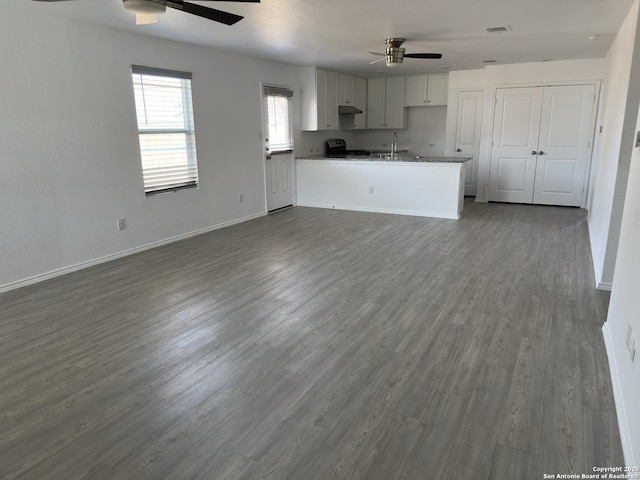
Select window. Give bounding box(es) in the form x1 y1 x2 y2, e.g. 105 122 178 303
263 86 293 153
131 65 199 195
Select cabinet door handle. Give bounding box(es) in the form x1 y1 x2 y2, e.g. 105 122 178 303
456 148 462 152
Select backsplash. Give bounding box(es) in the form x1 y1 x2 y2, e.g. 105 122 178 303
296 106 446 156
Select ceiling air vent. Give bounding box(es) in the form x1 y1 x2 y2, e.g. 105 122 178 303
486 26 511 33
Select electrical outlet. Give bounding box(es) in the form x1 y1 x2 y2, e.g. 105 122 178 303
238 194 244 203
309 147 314 153
428 144 436 148
117 218 126 231
368 186 375 194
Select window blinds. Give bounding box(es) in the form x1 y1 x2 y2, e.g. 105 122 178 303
132 66 199 195
264 86 294 154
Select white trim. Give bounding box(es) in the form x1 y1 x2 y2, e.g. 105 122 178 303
603 322 635 466
0 212 266 294
296 202 460 220
588 215 611 290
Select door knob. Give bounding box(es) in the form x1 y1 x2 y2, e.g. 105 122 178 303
531 150 537 155
538 150 544 155
456 148 462 152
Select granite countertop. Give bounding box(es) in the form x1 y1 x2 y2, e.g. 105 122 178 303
296 153 473 163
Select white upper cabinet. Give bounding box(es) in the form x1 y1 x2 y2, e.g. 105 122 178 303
301 67 339 131
338 74 355 105
427 74 449 106
338 74 367 108
384 77 406 128
367 77 406 129
353 76 367 129
404 75 429 106
367 78 386 129
404 74 449 107
336 73 367 130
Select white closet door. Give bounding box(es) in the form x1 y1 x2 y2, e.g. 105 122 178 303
487 87 543 203
533 85 595 206
455 90 484 196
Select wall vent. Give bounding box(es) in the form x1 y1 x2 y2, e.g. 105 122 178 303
486 26 511 33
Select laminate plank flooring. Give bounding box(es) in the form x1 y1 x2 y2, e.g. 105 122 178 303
0 200 624 479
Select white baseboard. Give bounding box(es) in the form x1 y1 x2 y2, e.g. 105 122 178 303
296 202 460 220
602 322 635 466
597 281 613 291
0 212 266 294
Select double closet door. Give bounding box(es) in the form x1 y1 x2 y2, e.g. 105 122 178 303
487 84 595 206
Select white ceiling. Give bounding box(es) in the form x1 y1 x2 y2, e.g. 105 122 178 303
25 0 635 76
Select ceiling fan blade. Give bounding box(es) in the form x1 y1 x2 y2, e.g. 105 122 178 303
368 52 384 56
167 1 244 25
404 53 443 59
197 0 259 2
32 0 73 2
369 58 386 64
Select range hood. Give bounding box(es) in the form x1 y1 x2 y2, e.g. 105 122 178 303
338 105 363 114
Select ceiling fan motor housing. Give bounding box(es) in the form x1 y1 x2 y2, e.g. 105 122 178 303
123 0 167 15
385 47 405 65
384 38 406 65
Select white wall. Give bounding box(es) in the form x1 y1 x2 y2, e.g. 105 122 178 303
588 0 640 289
351 107 447 156
0 6 302 292
603 103 640 466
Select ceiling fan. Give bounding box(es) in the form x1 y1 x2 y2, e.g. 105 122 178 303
32 0 259 26
369 38 442 67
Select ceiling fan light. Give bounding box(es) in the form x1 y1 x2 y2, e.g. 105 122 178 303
123 0 166 16
136 13 159 25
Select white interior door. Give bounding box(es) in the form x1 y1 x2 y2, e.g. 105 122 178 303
533 85 595 206
455 90 484 196
488 87 543 203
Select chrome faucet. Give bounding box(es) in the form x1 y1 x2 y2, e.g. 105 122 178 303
391 131 398 157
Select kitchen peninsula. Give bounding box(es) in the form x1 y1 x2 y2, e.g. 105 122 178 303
296 154 472 219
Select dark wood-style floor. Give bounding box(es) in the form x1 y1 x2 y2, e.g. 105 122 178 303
0 200 623 479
